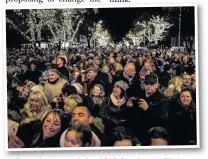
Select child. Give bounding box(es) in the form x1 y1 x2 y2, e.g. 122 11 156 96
60 125 92 147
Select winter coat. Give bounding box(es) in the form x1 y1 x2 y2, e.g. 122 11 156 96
100 97 130 135
128 90 169 142
168 100 196 145
83 96 108 118
44 78 68 104
83 71 111 96
16 120 62 148
113 72 143 98
56 65 69 80
24 70 42 84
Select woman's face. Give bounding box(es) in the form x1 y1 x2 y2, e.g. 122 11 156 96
42 112 61 139
92 86 101 97
180 91 192 106
48 71 59 82
64 130 81 147
30 98 42 111
113 86 122 97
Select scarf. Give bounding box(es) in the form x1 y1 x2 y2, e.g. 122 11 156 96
123 72 133 84
110 93 126 107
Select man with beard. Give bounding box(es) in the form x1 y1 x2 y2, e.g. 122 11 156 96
70 106 105 146
126 74 169 143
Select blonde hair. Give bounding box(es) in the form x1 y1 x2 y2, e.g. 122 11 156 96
169 76 183 88
64 95 83 111
101 65 110 73
23 91 51 119
115 63 123 71
28 91 48 108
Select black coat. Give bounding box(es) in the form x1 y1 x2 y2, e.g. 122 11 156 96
113 72 143 98
159 71 171 88
83 96 108 118
56 65 69 80
84 71 112 96
168 100 197 145
24 70 42 84
101 98 131 134
128 90 169 142
16 120 62 148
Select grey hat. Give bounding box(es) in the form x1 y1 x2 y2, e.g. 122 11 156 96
85 66 98 73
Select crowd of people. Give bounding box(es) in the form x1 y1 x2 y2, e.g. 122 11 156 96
7 45 197 148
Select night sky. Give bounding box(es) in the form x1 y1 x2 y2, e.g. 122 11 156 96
6 7 195 47
98 7 195 42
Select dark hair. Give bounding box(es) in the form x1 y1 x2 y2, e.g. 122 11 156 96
146 127 170 145
73 105 92 117
112 126 139 146
61 83 78 96
58 57 66 65
65 124 92 146
179 88 195 105
41 109 67 132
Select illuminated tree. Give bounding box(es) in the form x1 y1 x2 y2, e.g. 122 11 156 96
91 23 114 47
123 15 172 46
6 9 86 45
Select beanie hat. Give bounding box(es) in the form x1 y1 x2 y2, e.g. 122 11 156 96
85 66 98 73
114 80 129 91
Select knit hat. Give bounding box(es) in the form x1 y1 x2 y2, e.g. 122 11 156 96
72 83 83 95
85 66 98 73
114 80 129 91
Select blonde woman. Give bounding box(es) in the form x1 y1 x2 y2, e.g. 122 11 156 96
163 76 183 99
63 95 83 115
20 91 51 124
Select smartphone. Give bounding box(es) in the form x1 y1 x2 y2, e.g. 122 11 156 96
8 119 19 135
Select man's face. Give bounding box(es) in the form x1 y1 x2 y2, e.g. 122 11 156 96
56 58 63 65
71 107 92 126
183 56 188 63
124 65 136 78
48 71 59 82
114 139 132 146
183 74 191 86
138 57 143 63
88 59 93 65
94 59 101 66
30 64 36 71
151 138 167 146
21 64 27 71
86 71 97 80
144 83 158 96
